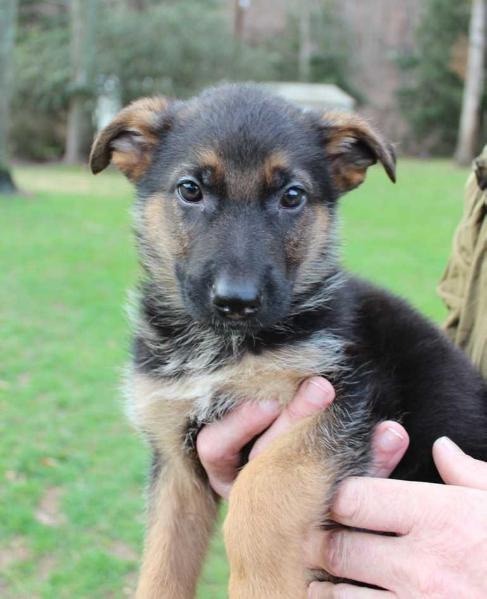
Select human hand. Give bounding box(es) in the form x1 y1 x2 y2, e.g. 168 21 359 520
196 378 409 499
307 437 487 598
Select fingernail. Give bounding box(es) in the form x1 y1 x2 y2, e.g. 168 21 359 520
376 426 405 453
304 377 334 406
435 436 463 455
258 399 280 414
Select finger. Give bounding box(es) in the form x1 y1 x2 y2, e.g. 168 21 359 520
331 477 439 534
249 377 335 459
433 436 487 490
308 581 395 599
308 529 401 591
370 421 409 478
197 400 280 498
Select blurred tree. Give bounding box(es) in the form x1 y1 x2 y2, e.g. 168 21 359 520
13 17 70 161
0 0 19 194
64 0 98 164
95 2 277 103
298 0 312 82
272 1 358 100
233 0 248 40
455 0 486 166
17 0 67 25
11 1 277 161
397 0 471 155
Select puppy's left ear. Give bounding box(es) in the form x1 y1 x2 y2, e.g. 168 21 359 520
89 96 170 181
319 112 396 194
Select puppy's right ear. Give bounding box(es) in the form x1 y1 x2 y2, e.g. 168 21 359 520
89 97 169 181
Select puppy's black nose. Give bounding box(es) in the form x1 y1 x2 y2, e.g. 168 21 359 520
211 277 261 320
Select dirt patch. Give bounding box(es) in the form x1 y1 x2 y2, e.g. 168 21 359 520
4 470 26 483
122 571 138 597
17 372 32 388
37 553 57 582
107 540 138 562
34 486 66 527
0 536 30 570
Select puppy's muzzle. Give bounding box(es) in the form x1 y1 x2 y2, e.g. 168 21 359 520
211 276 261 321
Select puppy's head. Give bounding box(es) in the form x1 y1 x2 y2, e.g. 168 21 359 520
90 85 395 331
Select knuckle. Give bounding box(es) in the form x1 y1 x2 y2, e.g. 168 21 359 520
333 479 363 521
286 402 305 421
326 532 347 576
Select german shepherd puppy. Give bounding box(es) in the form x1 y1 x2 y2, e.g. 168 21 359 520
89 84 487 599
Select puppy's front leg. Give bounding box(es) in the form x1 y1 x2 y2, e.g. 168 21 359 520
224 408 370 599
136 451 218 599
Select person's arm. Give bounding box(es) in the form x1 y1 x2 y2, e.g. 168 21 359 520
307 437 487 598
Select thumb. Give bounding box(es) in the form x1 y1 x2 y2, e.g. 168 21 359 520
433 436 487 490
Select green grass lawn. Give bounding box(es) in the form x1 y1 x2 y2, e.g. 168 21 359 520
0 159 469 597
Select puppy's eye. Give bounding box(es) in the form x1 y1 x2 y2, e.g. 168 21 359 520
177 180 203 203
280 186 307 209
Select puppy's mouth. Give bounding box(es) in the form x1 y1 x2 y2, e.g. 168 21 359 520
209 311 265 333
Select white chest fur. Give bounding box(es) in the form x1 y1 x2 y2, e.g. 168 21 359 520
126 332 347 439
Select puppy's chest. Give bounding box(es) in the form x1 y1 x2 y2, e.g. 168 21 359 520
128 333 347 438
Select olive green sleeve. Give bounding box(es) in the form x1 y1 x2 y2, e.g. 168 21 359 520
438 148 487 377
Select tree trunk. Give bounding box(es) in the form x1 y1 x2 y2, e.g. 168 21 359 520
0 0 18 194
455 0 486 166
64 0 98 164
129 0 146 11
298 0 312 82
234 0 249 40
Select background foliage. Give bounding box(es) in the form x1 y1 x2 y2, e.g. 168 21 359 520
13 1 279 160
9 0 487 160
397 0 472 155
10 0 361 161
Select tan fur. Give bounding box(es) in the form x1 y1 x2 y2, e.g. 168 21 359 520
143 192 190 262
290 204 330 283
194 147 225 181
135 192 193 314
333 163 368 192
136 463 217 599
130 377 218 599
143 193 171 261
111 146 153 182
295 205 334 293
89 96 168 180
263 151 289 186
128 377 211 599
225 414 334 598
321 111 396 193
